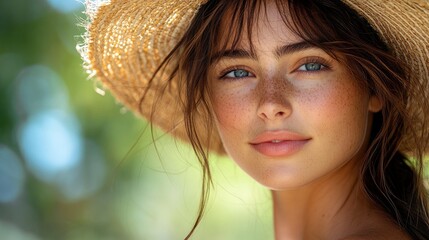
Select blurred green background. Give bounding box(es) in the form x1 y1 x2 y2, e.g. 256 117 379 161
0 0 273 239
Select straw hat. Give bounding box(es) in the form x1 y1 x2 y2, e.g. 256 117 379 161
81 0 429 155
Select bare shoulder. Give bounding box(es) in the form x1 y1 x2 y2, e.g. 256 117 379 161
341 226 411 240
340 210 413 240
342 234 410 240
342 235 410 240
339 217 411 240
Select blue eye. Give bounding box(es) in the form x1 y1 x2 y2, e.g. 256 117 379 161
224 69 253 78
298 62 324 71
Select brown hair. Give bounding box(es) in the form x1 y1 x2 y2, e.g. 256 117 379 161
149 0 429 238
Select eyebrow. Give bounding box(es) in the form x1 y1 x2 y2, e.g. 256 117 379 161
211 41 317 63
211 49 257 62
275 41 317 57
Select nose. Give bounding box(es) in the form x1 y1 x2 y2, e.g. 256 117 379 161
256 79 292 121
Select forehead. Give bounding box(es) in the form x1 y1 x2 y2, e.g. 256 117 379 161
215 0 300 52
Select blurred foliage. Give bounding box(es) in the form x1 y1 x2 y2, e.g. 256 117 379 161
0 0 273 239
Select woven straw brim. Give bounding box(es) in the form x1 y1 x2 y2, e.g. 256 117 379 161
82 0 429 155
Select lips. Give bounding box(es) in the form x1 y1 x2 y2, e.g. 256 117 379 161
249 131 311 157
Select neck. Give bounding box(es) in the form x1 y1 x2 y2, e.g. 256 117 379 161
271 159 380 239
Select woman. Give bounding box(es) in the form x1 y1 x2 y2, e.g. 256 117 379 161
81 0 429 238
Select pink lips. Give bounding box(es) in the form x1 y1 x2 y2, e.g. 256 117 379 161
249 131 311 157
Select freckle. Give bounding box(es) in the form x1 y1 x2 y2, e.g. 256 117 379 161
297 84 324 106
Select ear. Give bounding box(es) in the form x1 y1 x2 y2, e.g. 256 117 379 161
368 95 383 113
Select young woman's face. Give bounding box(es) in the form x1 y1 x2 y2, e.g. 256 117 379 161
207 2 382 190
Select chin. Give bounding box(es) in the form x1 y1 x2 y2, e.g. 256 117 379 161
252 171 313 191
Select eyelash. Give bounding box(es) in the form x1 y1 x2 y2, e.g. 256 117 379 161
219 66 254 80
295 57 332 73
218 57 333 80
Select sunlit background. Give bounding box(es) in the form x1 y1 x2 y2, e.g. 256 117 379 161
0 0 273 239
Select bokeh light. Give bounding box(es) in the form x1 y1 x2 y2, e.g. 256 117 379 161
0 220 40 240
14 65 69 117
18 110 83 183
46 0 83 14
0 146 25 203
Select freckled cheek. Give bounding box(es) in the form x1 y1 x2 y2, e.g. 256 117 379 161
304 83 369 145
211 91 254 128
